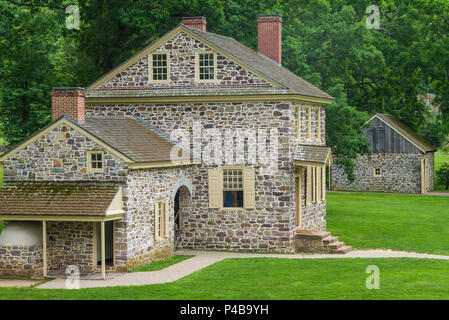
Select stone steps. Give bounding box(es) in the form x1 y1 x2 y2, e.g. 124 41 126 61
294 230 352 254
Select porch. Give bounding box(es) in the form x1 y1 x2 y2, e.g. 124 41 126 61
0 182 124 279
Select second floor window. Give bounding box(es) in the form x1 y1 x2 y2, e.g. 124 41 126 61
150 53 169 82
88 151 104 172
197 52 215 81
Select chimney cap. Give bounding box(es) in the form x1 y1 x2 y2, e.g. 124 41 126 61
52 87 85 90
182 16 207 21
257 14 282 22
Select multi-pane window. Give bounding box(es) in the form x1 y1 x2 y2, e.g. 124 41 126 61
88 151 104 172
305 166 325 205
223 168 244 208
374 168 382 177
197 52 215 81
306 106 312 140
316 106 321 140
155 200 168 240
150 53 168 82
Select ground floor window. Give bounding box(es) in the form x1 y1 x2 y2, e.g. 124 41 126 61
155 200 168 240
223 168 244 208
306 166 325 205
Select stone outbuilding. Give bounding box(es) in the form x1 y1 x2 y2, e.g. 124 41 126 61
331 114 436 194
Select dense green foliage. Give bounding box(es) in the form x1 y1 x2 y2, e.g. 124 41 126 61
2 258 449 299
0 0 448 173
434 150 449 192
327 192 449 254
129 255 194 272
436 163 449 190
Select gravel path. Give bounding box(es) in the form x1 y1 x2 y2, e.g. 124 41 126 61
36 249 449 289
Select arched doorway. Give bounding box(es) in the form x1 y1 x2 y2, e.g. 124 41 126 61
173 185 191 249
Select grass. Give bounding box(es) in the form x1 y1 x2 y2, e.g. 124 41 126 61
1 258 449 300
435 149 449 192
129 255 194 272
327 192 449 255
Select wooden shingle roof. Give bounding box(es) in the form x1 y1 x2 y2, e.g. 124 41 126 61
294 145 332 165
0 183 121 216
81 116 191 163
181 26 334 99
370 114 436 153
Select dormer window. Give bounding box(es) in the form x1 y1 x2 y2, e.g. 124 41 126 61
196 52 216 82
149 52 169 82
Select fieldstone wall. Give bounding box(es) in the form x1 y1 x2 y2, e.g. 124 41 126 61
87 100 327 253
47 221 94 273
0 244 42 277
2 124 128 182
117 167 196 270
98 31 274 90
331 153 423 193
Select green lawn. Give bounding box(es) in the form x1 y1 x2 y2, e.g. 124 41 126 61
327 192 449 255
129 255 194 272
435 149 449 192
1 258 449 300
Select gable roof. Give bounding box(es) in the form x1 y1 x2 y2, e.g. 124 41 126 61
0 115 193 165
186 27 333 100
0 183 121 216
86 24 334 101
80 116 191 163
0 115 134 163
367 114 436 153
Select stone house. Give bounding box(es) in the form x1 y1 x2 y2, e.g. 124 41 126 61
331 113 436 194
0 15 350 279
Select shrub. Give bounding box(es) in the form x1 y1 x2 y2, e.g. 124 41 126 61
437 163 449 190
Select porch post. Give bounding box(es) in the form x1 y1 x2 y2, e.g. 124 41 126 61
42 220 47 277
101 220 105 279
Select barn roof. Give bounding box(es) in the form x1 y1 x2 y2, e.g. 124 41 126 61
369 114 436 153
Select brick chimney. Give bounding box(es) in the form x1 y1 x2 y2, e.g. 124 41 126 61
181 16 207 31
257 14 282 65
51 87 85 122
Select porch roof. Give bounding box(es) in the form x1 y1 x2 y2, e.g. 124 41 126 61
294 145 332 166
0 183 123 217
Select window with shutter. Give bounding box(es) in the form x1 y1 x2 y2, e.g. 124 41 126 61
208 168 222 208
243 168 255 209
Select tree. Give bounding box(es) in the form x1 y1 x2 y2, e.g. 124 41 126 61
437 163 449 190
0 2 66 145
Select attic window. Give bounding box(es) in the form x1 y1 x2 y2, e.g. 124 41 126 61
150 53 169 82
88 151 104 172
196 52 216 82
